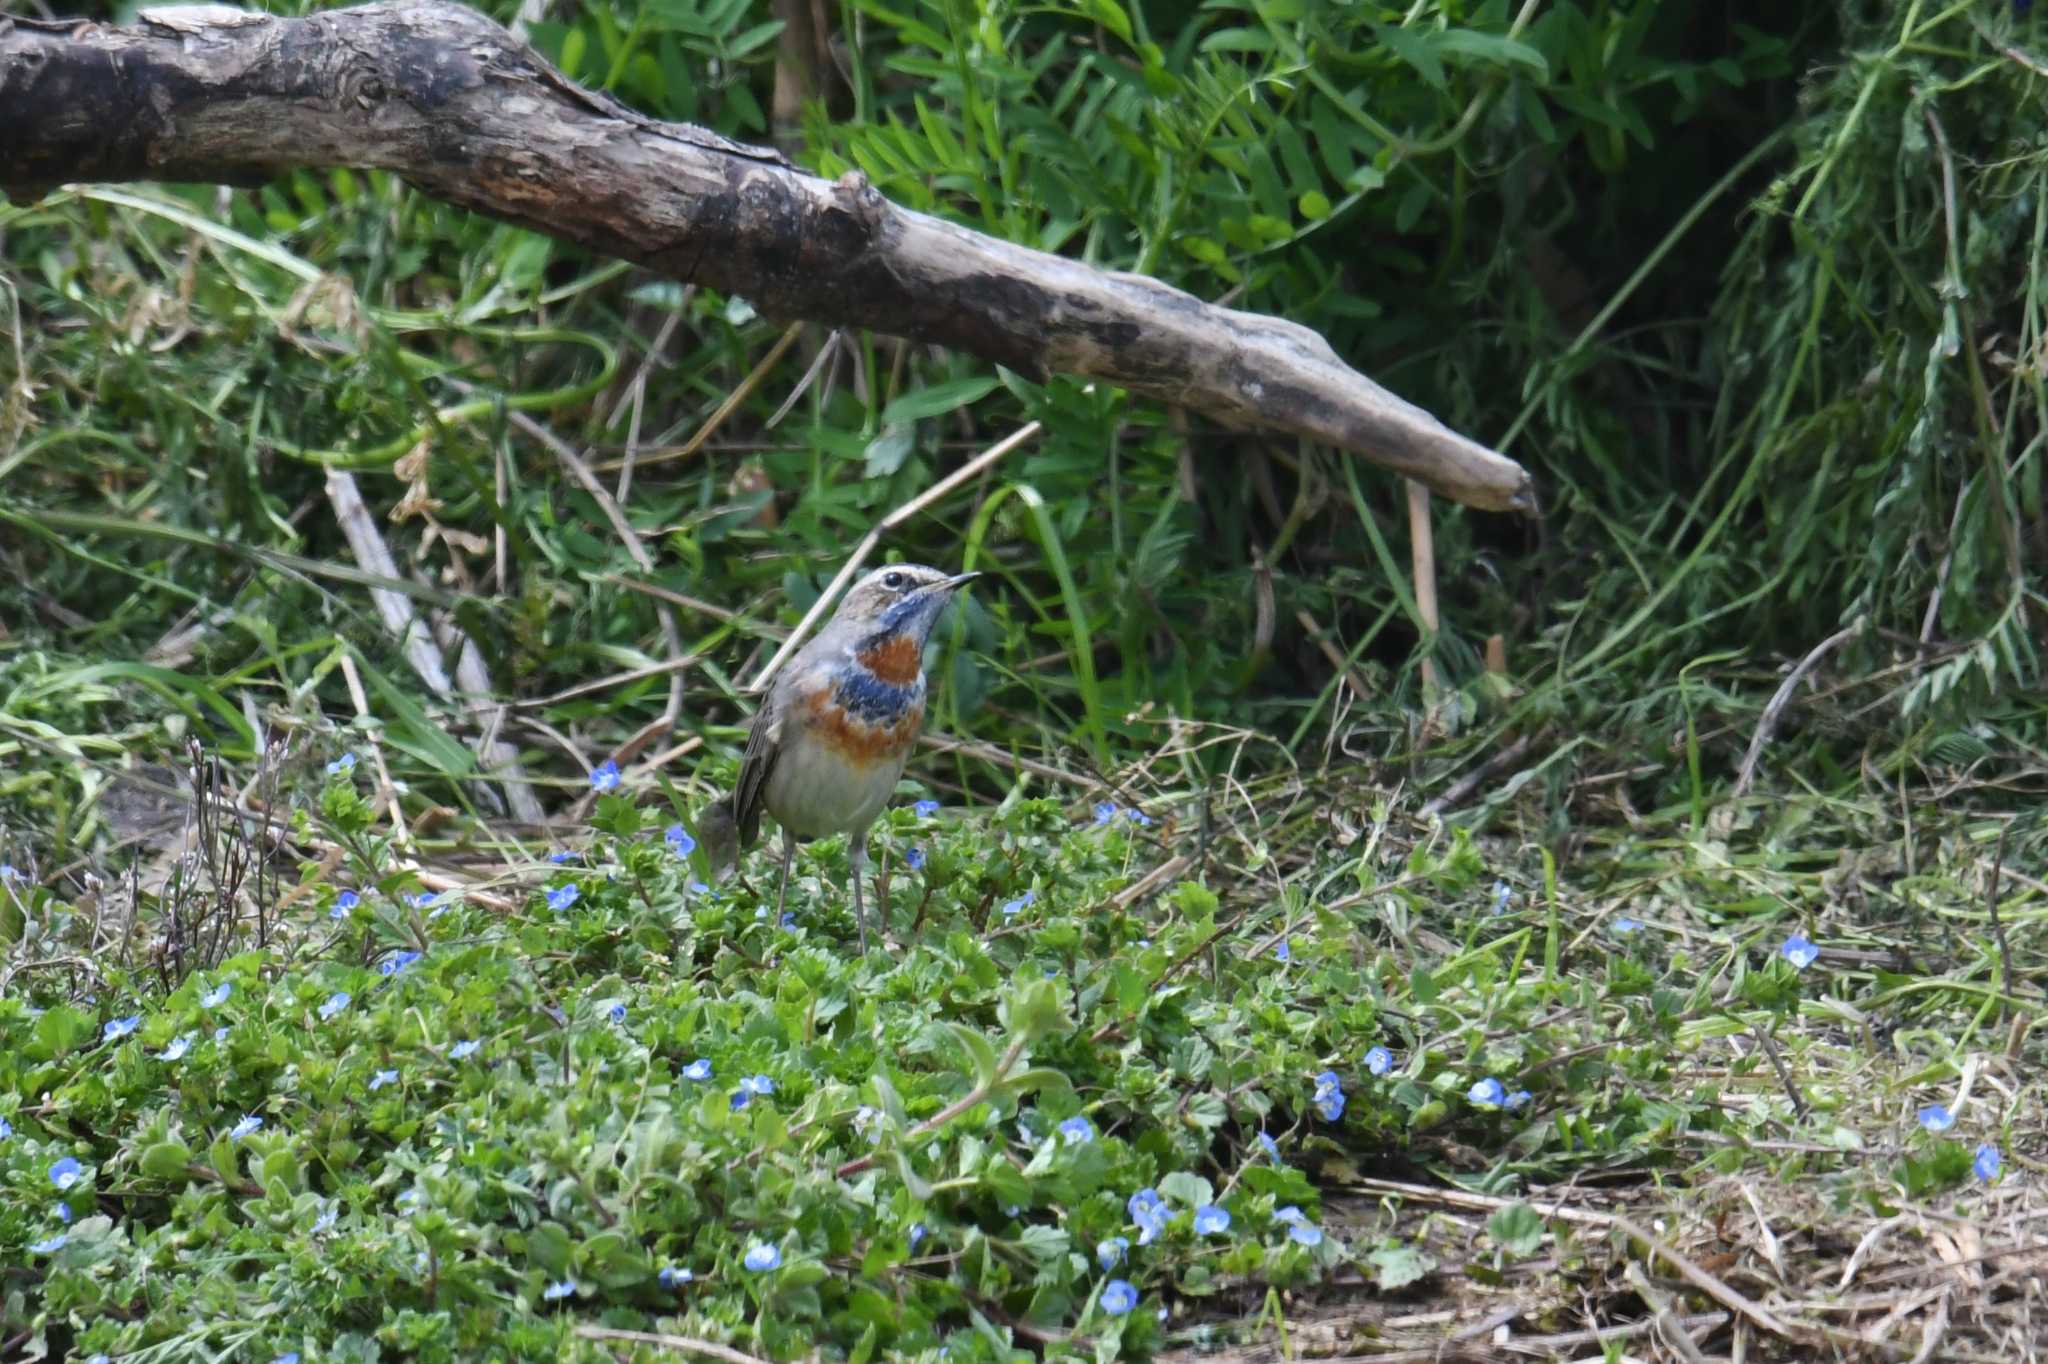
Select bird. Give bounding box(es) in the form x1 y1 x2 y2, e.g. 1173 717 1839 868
697 563 980 953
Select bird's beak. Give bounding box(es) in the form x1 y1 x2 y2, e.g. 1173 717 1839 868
944 571 983 591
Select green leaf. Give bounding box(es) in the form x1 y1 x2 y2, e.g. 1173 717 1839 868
1370 1240 1434 1290
1487 1203 1545 1256
1157 1171 1213 1208
945 1022 1002 1090
140 1140 194 1181
1371 24 1444 91
880 376 999 426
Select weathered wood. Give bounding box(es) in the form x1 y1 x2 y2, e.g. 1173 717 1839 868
0 0 1536 511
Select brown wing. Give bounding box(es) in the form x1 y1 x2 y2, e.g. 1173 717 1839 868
728 682 787 850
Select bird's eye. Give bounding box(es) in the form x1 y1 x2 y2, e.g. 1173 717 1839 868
882 570 907 590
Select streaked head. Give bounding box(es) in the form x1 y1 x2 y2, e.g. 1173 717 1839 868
830 564 980 645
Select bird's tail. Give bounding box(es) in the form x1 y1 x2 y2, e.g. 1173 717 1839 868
695 798 742 879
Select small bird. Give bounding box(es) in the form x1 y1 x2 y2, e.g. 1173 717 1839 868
698 563 980 952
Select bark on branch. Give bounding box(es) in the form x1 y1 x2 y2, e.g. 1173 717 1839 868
0 0 1535 511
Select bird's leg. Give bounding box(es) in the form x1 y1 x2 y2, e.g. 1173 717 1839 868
775 827 796 923
848 836 873 956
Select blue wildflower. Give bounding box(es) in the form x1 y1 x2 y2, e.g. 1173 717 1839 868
542 1279 576 1301
683 1058 712 1081
30 1233 66 1253
450 1039 480 1059
1613 916 1642 934
906 847 927 871
1097 1235 1128 1268
608 1003 627 1024
1918 1104 1955 1133
1313 1070 1345 1122
326 752 356 776
312 1204 338 1234
49 1157 81 1189
214 1026 231 1043
1128 1187 1168 1244
1058 1116 1095 1144
731 1074 775 1109
908 1222 927 1249
659 1265 693 1288
201 981 232 1008
1491 879 1511 914
55 1202 71 1223
1100 1279 1138 1316
1193 1204 1231 1235
913 799 940 818
0 863 18 880
396 1189 420 1213
0 1117 11 1139
1469 1078 1507 1108
379 950 423 977
1001 890 1035 917
665 824 696 857
1125 808 1152 826
318 992 350 1021
589 760 621 791
158 1035 193 1062
369 1068 399 1092
743 1243 782 1271
1365 1045 1394 1076
1257 1131 1280 1161
687 879 710 894
1506 1089 1532 1111
331 890 359 920
230 1115 263 1139
274 1353 299 1364
1780 933 1819 969
1274 1205 1323 1247
546 883 580 911
1975 1143 2002 1181
1274 940 1291 963
1092 801 1119 825
103 1015 140 1042
548 850 574 864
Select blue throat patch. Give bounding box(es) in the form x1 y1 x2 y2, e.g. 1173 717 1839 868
835 665 919 725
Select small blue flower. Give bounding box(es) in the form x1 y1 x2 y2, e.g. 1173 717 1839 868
547 883 580 911
201 981 232 1008
1275 1206 1323 1247
780 911 796 929
318 992 350 1021
548 850 575 864
54 1201 71 1223
608 1003 627 1024
450 1039 481 1060
1257 1131 1280 1161
30 1233 67 1253
0 863 18 880
49 1156 81 1189
396 1189 421 1213
1001 890 1035 917
1100 1279 1137 1316
1918 1104 1956 1132
687 879 710 894
1058 1116 1095 1144
103 1015 140 1042
1613 916 1642 935
369 1068 399 1092
1491 879 1511 914
312 1204 338 1234
379 950 423 977
665 824 696 857
1193 1204 1231 1235
1313 1069 1345 1122
542 1278 576 1301
1128 1187 1168 1244
1975 1143 2002 1181
158 1035 193 1062
1365 1045 1394 1076
906 846 927 871
1469 1078 1507 1108
0 1117 11 1139
214 1026 231 1043
589 760 621 791
230 1115 263 1140
743 1243 782 1271
336 889 360 912
1125 808 1152 826
731 1074 774 1108
326 752 356 775
913 799 940 818
683 1058 712 1081
908 1222 927 1249
1506 1089 1532 1111
1274 939 1291 963
1780 933 1819 969
659 1265 693 1288
1092 801 1120 826
273 1353 299 1364
1096 1235 1128 1268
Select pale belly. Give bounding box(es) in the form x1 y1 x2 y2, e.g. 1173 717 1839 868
762 733 907 839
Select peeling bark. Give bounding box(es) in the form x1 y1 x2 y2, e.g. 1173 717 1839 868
0 0 1536 511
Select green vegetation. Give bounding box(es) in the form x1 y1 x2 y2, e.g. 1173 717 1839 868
3 0 2044 1360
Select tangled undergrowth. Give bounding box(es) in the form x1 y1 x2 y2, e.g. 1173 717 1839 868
3 737 2041 1363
